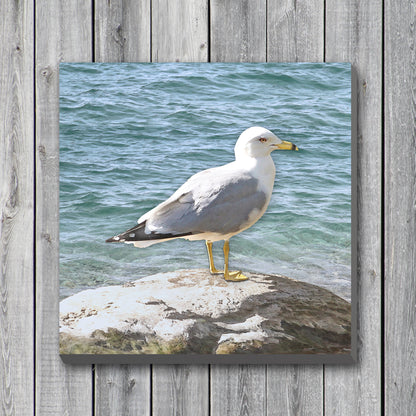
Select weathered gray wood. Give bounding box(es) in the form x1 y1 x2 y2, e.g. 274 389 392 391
265 2 325 414
93 3 153 414
267 366 323 416
210 365 266 415
209 2 267 412
325 1 382 415
0 1 34 415
95 365 151 416
35 1 93 414
210 1 325 414
95 0 151 62
61 0 92 60
384 1 416 415
267 0 324 61
5 2 416 414
150 3 209 412
151 0 208 62
152 365 209 416
210 0 266 62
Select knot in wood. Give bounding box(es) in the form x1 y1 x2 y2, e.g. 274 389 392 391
41 233 52 243
40 66 53 82
38 144 46 158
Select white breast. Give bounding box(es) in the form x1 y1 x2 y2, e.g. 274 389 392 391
236 155 276 196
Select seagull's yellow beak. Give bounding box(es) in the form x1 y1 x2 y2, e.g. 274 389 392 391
274 140 299 151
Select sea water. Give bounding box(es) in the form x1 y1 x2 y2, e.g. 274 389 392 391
59 63 351 300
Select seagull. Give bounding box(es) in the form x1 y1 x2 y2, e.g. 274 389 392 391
106 126 298 281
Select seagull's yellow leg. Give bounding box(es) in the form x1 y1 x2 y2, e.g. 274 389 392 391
223 240 248 282
206 241 222 274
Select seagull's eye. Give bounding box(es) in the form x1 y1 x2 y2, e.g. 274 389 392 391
259 137 267 143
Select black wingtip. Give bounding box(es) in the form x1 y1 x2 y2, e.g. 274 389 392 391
106 221 195 244
105 236 123 243
106 222 146 243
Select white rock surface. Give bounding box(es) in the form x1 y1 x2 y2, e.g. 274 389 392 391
59 269 351 355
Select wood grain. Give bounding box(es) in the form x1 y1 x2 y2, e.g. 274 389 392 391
152 365 209 416
93 3 153 413
265 0 325 413
2 1 416 414
210 0 266 62
267 366 323 416
210 366 266 415
151 0 208 62
267 0 324 61
150 3 209 413
95 0 151 62
384 0 416 414
209 3 268 414
325 1 382 414
95 365 151 415
61 0 92 60
0 1 34 415
35 1 93 414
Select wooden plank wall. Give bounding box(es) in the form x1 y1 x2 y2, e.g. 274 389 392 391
0 0 415 415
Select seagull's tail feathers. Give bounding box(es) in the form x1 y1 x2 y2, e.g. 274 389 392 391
105 221 193 248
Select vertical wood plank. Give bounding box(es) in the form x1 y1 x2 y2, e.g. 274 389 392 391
95 365 150 416
95 0 151 62
152 0 208 62
92 2 152 415
152 365 209 416
265 2 324 415
149 2 209 414
95 365 151 416
267 0 324 61
210 366 266 416
384 1 416 414
0 1 34 415
61 0 92 59
209 3 268 415
35 1 93 414
210 0 266 62
325 1 382 415
267 367 323 416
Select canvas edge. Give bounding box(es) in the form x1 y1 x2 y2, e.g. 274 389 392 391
60 352 355 365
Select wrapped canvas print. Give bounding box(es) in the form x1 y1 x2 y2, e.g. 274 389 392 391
59 63 356 363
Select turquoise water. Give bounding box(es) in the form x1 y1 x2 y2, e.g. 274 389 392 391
59 63 351 300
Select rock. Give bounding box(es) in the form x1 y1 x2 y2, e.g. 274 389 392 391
59 269 351 355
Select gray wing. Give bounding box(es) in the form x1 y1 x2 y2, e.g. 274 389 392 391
142 165 268 236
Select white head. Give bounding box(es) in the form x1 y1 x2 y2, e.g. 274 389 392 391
234 126 298 160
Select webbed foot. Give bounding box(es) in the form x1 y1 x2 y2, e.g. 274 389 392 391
224 270 248 282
